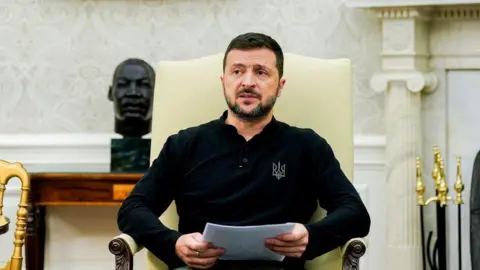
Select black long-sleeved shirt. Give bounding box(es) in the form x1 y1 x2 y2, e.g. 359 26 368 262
117 111 370 269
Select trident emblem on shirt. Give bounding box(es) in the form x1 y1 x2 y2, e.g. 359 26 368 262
272 161 286 180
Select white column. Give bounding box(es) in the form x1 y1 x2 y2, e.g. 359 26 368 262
370 7 437 270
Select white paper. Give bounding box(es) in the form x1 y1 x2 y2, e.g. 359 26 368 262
201 222 295 261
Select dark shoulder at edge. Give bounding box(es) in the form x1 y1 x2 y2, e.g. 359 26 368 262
277 121 328 147
166 119 219 145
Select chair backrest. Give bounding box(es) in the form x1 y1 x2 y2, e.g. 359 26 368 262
146 53 353 270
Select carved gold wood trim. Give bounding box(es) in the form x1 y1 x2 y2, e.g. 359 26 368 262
113 184 134 201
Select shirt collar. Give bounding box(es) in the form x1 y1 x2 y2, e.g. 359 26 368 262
216 110 279 136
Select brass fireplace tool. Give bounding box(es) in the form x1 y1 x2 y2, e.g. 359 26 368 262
0 160 31 270
416 146 465 270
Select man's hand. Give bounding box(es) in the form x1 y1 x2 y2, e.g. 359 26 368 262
265 223 309 258
175 232 225 269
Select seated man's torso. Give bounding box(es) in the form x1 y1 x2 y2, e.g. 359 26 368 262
173 116 319 238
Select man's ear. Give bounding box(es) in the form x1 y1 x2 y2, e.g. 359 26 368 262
220 75 225 90
108 86 113 101
277 78 286 97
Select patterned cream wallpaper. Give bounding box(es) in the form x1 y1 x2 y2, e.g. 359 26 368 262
0 0 384 134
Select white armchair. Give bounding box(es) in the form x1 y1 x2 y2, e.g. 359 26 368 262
109 53 367 270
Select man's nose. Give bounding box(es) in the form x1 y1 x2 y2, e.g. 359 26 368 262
126 82 142 96
241 71 256 88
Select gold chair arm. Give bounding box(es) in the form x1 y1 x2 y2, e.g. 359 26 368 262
0 160 31 270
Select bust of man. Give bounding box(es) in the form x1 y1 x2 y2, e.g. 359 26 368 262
108 58 155 138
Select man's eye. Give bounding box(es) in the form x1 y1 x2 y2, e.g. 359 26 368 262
257 70 267 76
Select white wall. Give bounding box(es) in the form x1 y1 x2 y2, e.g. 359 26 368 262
0 134 386 270
0 0 384 135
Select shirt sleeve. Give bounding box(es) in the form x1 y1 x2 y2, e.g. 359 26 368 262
117 134 185 268
302 132 371 260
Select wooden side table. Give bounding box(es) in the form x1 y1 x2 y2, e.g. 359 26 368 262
26 173 142 270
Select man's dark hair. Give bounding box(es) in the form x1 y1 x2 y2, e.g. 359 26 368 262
223 32 284 78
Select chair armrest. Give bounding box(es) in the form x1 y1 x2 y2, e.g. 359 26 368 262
108 233 144 270
340 237 367 270
108 234 367 270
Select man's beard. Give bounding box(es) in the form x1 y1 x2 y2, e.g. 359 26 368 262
225 88 278 120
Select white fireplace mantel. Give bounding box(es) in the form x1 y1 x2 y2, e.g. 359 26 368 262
345 0 480 7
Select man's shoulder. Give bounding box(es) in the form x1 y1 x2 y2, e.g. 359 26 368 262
167 119 219 144
278 122 337 161
278 121 327 145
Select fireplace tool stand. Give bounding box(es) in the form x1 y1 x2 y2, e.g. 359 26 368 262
416 146 465 270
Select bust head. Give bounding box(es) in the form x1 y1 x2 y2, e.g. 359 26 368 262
108 58 155 137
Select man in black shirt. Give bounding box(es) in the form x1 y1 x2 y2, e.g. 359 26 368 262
117 32 370 270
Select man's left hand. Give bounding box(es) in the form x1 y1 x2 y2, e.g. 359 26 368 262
265 223 309 258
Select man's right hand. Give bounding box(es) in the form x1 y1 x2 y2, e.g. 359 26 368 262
175 232 225 269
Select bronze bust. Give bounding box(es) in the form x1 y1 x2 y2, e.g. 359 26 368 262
108 58 155 137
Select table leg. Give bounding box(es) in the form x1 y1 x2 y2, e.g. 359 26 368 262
26 205 46 270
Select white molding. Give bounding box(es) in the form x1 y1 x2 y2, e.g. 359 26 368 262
0 133 117 173
0 133 385 190
0 133 386 166
345 0 480 8
433 5 480 20
354 135 386 167
0 133 385 200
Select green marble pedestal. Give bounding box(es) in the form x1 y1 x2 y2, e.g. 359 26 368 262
110 138 151 173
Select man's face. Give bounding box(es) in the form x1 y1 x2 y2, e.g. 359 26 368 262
109 63 154 121
221 48 286 119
